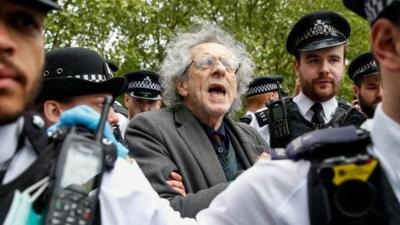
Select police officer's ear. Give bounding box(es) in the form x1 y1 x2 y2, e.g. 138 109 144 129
43 100 64 125
352 85 360 97
293 59 301 78
124 93 131 106
371 18 400 71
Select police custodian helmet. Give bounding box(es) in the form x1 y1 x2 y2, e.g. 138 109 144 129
36 47 127 102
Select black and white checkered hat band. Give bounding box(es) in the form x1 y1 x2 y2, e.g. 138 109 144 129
294 19 339 49
129 81 161 91
247 83 278 96
365 0 395 22
64 74 109 82
354 61 378 78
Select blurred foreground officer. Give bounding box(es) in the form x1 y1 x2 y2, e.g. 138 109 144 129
35 47 126 128
240 76 283 143
267 11 366 148
124 70 162 120
125 23 269 217
348 52 382 118
0 1 60 223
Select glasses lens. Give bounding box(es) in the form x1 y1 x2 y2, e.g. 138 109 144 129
220 58 238 71
195 56 214 68
194 56 238 72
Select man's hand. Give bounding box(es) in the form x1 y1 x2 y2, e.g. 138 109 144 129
256 152 270 161
166 172 187 197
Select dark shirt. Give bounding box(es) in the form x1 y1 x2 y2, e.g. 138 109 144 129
200 122 230 156
200 121 242 181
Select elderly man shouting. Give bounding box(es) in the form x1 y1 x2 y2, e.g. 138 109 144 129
125 24 269 218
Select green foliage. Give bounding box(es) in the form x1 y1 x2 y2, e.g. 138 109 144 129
45 0 371 107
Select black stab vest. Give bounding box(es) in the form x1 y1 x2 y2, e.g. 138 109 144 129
0 112 52 224
270 100 366 148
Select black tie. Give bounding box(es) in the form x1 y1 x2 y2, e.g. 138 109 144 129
311 103 324 125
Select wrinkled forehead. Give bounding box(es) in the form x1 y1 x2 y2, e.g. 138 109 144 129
191 42 235 59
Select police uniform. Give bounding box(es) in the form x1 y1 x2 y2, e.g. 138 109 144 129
267 11 366 148
242 76 283 143
0 1 59 223
0 45 137 224
0 113 162 225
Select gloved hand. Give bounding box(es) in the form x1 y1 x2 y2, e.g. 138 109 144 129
48 105 128 158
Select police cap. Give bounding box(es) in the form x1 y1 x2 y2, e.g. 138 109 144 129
343 0 400 23
36 47 127 102
286 11 350 55
348 52 379 84
246 76 283 97
124 71 162 100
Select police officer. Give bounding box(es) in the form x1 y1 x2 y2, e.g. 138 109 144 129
240 75 283 143
267 10 366 148
124 71 162 120
348 52 382 119
120 70 162 134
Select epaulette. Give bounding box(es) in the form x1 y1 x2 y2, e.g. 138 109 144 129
239 115 252 124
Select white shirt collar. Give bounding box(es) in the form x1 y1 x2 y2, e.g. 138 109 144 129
0 117 24 169
370 104 400 201
293 91 338 123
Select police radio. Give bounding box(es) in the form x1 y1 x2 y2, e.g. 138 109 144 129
45 96 113 225
267 98 290 140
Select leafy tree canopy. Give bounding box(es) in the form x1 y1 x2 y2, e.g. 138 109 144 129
46 0 371 111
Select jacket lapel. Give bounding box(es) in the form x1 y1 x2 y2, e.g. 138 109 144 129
174 105 227 184
225 117 262 167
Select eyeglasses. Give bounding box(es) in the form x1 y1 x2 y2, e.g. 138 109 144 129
182 55 240 75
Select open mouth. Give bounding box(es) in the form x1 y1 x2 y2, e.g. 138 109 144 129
208 84 226 97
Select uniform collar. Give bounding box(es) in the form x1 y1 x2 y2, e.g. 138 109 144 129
0 117 24 168
294 91 338 122
370 104 400 201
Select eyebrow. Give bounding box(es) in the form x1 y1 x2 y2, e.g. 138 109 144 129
305 54 319 59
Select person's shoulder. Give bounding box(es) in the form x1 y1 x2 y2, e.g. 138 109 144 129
132 107 173 122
